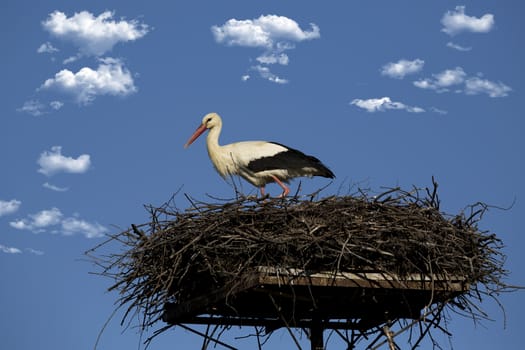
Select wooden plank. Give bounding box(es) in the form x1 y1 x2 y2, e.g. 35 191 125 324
254 266 469 292
163 267 468 326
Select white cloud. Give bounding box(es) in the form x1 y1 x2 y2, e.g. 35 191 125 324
10 207 63 232
441 6 494 36
49 101 64 110
414 67 466 92
63 55 80 64
37 146 91 176
381 59 424 79
43 182 69 192
212 15 319 83
241 74 251 82
40 57 136 104
17 100 46 116
37 41 59 54
0 199 22 217
256 53 289 65
26 248 45 256
212 15 319 48
430 107 448 115
61 218 107 238
42 10 149 56
0 244 22 254
10 208 107 239
464 77 512 98
414 67 511 98
252 65 288 84
351 97 425 113
446 42 472 52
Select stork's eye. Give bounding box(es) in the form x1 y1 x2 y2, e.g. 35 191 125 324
206 118 212 124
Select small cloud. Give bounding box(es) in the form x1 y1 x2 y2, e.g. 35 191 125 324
40 57 137 105
212 15 319 83
10 208 107 239
49 101 64 110
42 10 149 56
37 41 59 54
0 199 22 217
63 55 80 64
241 74 251 82
0 244 22 254
446 42 472 52
414 67 467 92
351 97 425 113
212 14 319 48
37 146 91 176
10 207 63 232
17 100 46 116
252 65 288 84
430 107 448 115
26 248 45 256
43 182 69 192
441 6 495 36
61 217 107 238
381 59 424 79
256 53 289 65
464 77 512 98
414 67 511 98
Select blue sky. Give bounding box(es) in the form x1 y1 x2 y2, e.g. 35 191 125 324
1 1 523 349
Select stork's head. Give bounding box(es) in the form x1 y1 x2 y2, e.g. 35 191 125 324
184 113 222 148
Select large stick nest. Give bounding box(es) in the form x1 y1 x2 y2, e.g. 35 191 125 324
89 181 513 348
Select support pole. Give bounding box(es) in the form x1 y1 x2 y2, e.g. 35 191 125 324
310 317 324 350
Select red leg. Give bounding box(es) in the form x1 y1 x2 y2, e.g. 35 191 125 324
271 175 290 197
260 186 266 197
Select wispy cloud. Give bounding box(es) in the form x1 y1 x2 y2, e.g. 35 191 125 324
17 100 46 116
37 146 91 176
10 208 107 238
17 100 65 116
40 57 136 105
43 182 69 192
414 67 466 92
26 248 45 256
0 199 22 217
212 14 319 83
414 67 511 97
446 42 472 52
252 65 288 84
37 41 59 54
49 101 64 110
42 10 149 57
61 218 108 238
0 244 22 254
430 107 448 115
381 59 424 79
351 97 425 113
441 6 494 36
10 207 63 232
464 77 512 98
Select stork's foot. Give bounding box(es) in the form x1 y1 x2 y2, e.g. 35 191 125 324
270 175 290 198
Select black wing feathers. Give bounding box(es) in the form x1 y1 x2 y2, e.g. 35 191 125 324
246 142 335 178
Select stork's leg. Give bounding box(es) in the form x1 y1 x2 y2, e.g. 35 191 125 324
260 186 266 197
271 175 290 197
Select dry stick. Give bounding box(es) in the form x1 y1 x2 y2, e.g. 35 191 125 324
177 324 237 350
370 305 442 350
382 325 396 350
268 294 303 350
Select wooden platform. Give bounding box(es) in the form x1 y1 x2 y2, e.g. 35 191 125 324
163 266 468 331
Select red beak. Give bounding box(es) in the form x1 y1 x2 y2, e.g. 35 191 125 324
184 124 207 148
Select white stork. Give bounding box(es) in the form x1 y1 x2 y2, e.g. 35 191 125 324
184 113 335 197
